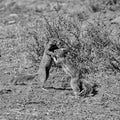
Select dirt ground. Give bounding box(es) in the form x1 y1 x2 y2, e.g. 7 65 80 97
0 0 120 120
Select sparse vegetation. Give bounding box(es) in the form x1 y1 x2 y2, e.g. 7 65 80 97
0 0 120 120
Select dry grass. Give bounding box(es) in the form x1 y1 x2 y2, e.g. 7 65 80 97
0 0 120 120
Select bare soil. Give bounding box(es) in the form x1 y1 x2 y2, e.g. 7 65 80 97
0 0 120 120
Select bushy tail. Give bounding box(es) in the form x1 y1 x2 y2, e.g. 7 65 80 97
11 74 38 85
80 81 100 97
91 83 100 96
79 80 93 97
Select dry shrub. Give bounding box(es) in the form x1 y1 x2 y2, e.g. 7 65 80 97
10 6 119 75
1 0 120 77
43 10 120 74
43 12 93 73
88 0 120 12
